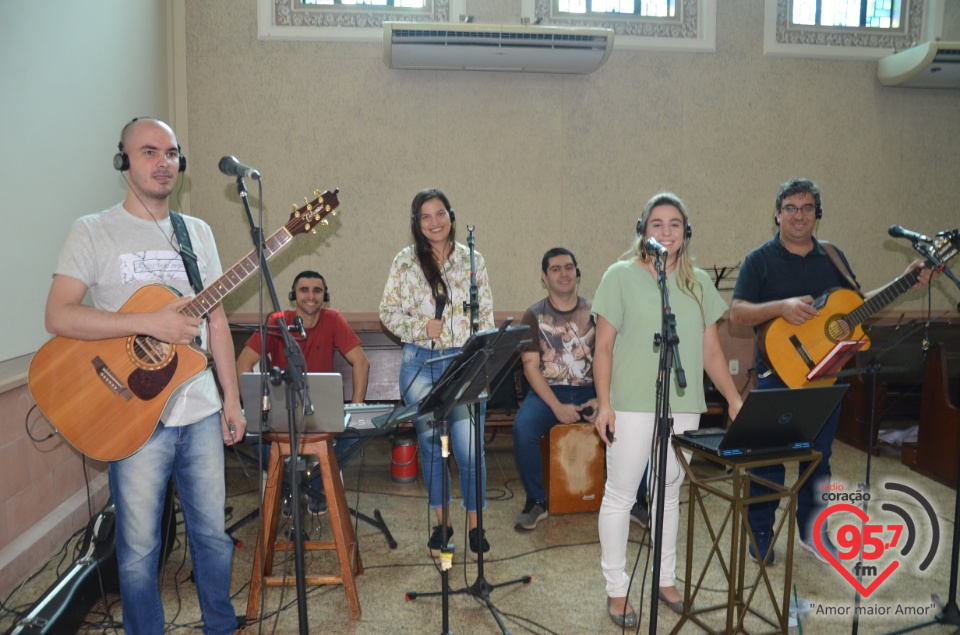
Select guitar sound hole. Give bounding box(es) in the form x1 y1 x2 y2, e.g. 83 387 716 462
826 317 851 341
128 335 176 370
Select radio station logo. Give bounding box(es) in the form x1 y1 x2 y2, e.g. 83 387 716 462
815 481 939 597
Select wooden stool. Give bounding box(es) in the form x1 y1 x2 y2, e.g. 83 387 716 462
539 423 605 515
246 432 363 622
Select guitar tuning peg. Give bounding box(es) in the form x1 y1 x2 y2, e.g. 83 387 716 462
291 203 298 212
313 190 320 197
321 219 329 226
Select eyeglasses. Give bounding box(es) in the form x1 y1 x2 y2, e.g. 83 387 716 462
781 204 816 216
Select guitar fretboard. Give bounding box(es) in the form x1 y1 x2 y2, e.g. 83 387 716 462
844 265 924 329
181 227 294 320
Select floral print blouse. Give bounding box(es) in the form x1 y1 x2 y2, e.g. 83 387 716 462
379 242 495 348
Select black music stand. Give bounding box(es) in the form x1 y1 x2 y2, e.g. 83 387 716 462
384 321 530 635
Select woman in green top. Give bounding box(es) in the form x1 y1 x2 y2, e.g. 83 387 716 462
593 192 743 627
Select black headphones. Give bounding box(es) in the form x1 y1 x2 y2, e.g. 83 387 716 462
774 180 823 225
636 215 693 240
113 117 187 173
289 273 329 303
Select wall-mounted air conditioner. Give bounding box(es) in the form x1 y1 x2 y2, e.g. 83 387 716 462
878 41 960 88
383 22 615 74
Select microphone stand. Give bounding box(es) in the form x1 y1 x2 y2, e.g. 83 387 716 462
881 230 960 635
843 317 925 635
455 225 530 633
649 251 685 635
402 322 531 634
235 176 312 635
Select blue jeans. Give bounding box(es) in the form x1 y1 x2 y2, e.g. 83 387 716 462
512 385 597 502
399 343 486 512
747 375 842 541
109 414 236 635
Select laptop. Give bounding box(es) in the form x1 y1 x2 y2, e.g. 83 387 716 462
673 384 848 457
240 372 346 435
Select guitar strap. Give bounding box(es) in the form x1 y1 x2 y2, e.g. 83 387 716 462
169 210 205 296
818 240 865 299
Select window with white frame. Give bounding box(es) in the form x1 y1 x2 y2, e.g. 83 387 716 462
269 0 444 30
536 0 700 40
766 0 924 58
301 0 426 7
791 0 902 28
260 0 715 50
555 1 676 17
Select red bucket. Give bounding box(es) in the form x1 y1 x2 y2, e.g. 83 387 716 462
391 436 419 483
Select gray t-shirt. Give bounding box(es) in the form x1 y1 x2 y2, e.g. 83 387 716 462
55 203 224 427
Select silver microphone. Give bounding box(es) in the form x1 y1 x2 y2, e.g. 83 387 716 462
888 225 932 244
218 155 261 180
644 237 668 258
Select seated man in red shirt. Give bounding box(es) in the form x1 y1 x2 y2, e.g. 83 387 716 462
237 270 369 515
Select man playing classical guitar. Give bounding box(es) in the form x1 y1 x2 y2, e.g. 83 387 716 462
44 118 244 635
730 177 932 568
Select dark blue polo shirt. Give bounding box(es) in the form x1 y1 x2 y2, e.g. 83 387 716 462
733 231 860 373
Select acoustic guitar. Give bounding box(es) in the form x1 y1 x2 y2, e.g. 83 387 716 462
759 230 959 389
28 189 340 461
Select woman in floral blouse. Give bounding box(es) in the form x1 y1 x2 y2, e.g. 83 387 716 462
379 188 495 560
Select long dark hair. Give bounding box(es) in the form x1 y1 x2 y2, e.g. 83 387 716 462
410 188 455 300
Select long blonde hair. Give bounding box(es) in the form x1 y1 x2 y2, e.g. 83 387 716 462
624 192 705 322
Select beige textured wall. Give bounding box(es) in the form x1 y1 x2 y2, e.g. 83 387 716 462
182 1 960 317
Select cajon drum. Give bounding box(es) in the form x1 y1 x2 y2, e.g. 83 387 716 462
539 423 605 514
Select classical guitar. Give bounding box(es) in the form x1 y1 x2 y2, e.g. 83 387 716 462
28 190 340 461
759 230 959 389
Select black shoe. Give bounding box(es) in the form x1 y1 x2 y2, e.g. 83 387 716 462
427 525 453 558
307 492 327 516
468 528 490 561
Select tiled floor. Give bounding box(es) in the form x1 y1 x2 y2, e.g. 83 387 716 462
1 432 958 634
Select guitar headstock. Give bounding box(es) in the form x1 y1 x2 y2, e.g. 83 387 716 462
286 188 341 236
933 229 960 265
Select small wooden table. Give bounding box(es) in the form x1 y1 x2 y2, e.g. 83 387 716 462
670 440 821 635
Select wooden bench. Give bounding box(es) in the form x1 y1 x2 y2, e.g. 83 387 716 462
835 320 960 454
230 311 749 432
915 344 960 486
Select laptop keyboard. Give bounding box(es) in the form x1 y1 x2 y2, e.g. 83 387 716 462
691 434 724 450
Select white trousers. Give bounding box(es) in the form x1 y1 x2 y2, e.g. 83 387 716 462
598 411 700 597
